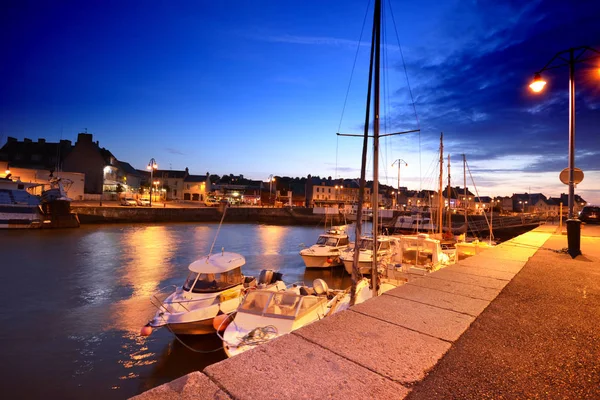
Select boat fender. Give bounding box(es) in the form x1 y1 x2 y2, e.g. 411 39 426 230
213 313 233 332
326 257 333 264
140 324 153 337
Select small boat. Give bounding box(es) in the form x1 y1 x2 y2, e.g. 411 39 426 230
221 278 348 357
144 251 286 336
339 235 401 275
394 233 451 276
299 228 350 268
0 178 43 229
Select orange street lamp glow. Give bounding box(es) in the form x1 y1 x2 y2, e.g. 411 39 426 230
529 73 547 92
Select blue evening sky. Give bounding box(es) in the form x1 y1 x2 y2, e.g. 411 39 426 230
1 0 599 203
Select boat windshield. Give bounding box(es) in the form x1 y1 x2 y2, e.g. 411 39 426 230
182 268 243 293
316 236 339 246
239 291 326 319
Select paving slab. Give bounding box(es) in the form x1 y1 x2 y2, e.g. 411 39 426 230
294 309 450 385
351 293 475 342
407 276 501 301
204 333 410 400
130 371 230 400
457 256 525 273
384 283 490 317
427 268 510 290
446 264 516 281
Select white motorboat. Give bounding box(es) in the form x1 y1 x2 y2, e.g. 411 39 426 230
394 233 451 276
339 235 401 275
221 278 347 357
299 228 350 268
0 178 43 229
220 276 401 357
144 251 286 336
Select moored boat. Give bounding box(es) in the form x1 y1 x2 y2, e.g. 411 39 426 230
0 178 43 229
221 278 347 357
144 251 286 336
300 228 350 268
339 235 401 275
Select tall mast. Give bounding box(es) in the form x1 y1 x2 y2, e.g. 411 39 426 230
349 0 377 306
447 154 451 232
371 0 382 298
463 154 467 228
438 133 443 235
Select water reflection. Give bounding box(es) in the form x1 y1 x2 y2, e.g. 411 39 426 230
257 225 285 255
0 223 344 399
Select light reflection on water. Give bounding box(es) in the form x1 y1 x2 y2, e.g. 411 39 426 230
0 222 353 399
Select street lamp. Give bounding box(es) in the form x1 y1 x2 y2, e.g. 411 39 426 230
529 46 599 258
147 158 158 207
391 159 407 209
267 174 275 203
519 200 528 214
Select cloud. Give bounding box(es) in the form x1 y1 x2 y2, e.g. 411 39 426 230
165 147 185 155
384 0 600 183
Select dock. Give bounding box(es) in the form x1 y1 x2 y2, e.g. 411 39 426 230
132 223 600 399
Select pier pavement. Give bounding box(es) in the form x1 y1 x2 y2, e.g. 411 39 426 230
132 223 600 399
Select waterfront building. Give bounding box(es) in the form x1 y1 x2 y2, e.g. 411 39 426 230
184 173 211 201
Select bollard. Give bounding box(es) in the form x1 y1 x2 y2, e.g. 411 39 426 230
566 218 582 258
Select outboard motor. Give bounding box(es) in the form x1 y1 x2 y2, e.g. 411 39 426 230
258 270 274 285
313 279 329 295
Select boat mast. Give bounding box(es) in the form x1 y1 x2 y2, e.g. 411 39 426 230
447 154 451 233
350 0 378 306
371 0 382 298
463 154 467 228
438 133 443 235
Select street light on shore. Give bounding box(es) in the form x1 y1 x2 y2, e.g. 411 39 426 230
268 175 275 203
529 46 600 258
147 158 158 207
391 159 407 209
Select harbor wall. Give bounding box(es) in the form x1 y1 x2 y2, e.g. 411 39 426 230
71 206 348 225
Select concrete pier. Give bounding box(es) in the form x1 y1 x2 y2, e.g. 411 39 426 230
132 223 600 399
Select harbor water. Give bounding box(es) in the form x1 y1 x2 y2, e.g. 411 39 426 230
0 223 354 399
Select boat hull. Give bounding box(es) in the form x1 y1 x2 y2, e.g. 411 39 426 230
342 259 374 275
301 254 342 268
164 318 217 335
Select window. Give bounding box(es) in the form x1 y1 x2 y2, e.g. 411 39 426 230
183 268 244 293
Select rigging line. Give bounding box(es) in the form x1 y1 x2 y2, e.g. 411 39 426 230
387 1 422 190
381 3 390 186
336 0 372 135
465 159 492 232
207 204 228 258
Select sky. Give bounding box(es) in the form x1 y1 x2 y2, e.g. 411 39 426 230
1 0 599 203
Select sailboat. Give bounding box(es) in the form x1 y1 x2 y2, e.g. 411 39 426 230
335 0 421 303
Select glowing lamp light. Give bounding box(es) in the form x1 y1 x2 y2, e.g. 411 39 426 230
529 73 546 93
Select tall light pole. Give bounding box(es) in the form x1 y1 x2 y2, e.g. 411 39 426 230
529 46 599 258
147 158 158 207
391 159 407 209
267 174 275 203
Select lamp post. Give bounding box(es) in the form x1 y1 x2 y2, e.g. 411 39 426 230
267 174 275 203
147 158 158 207
529 46 599 258
519 200 527 214
153 180 160 202
391 159 407 209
